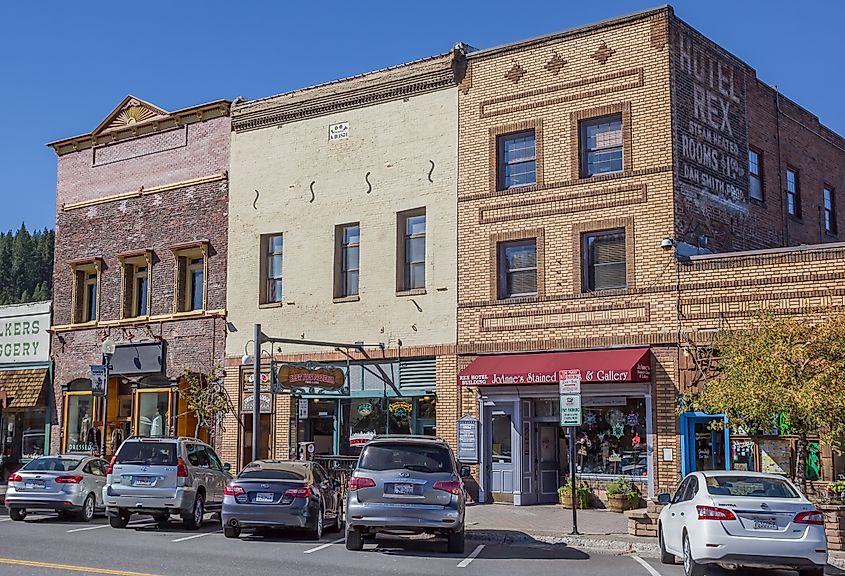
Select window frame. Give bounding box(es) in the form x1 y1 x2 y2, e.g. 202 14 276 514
186 257 204 312
497 238 538 299
170 242 209 314
334 223 360 300
259 233 284 305
70 259 102 325
786 167 801 219
497 130 537 191
397 208 426 293
824 186 837 235
580 113 624 178
748 146 764 202
118 250 153 319
581 229 628 293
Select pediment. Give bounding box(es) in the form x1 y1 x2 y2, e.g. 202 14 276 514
93 95 170 135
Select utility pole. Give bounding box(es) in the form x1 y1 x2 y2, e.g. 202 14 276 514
252 323 261 463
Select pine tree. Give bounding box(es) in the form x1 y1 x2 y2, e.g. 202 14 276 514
0 225 53 304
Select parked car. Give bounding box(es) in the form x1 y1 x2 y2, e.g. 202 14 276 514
345 435 467 553
657 471 827 576
5 455 108 522
221 459 343 539
103 436 231 530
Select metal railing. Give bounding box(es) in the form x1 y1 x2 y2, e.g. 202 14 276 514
314 454 359 490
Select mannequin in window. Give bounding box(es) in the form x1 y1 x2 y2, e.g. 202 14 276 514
87 422 102 454
79 407 91 445
150 406 164 437
109 422 124 455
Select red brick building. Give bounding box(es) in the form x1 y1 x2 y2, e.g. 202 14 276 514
48 96 231 456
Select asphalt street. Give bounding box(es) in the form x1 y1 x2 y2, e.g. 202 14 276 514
0 509 839 576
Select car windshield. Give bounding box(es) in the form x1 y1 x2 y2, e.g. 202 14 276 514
115 442 178 466
23 457 81 472
359 443 453 473
705 475 799 498
239 467 307 481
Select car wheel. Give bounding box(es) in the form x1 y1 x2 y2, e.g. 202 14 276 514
182 493 205 530
345 527 364 551
223 525 241 539
109 511 130 529
447 528 465 554
9 508 27 522
308 506 324 540
658 524 675 564
77 494 96 522
798 568 824 576
682 532 705 576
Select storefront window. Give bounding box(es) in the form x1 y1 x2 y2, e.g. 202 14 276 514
66 394 94 453
492 413 512 463
20 410 46 459
388 400 413 435
348 398 386 449
577 398 647 477
731 439 756 472
136 392 169 437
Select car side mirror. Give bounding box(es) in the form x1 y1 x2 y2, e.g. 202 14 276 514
460 466 471 478
657 492 671 504
223 463 231 472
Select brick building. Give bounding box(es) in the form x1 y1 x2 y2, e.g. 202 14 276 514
48 96 231 456
220 53 462 469
453 7 845 504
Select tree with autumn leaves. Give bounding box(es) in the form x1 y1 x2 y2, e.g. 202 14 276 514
687 313 845 486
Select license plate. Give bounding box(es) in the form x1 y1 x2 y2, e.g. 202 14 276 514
391 483 415 495
25 481 44 489
255 492 274 503
132 476 155 487
753 519 778 530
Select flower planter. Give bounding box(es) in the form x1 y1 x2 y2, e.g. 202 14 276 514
607 493 634 512
559 489 590 509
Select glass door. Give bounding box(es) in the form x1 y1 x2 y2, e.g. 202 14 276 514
134 389 171 438
680 412 729 476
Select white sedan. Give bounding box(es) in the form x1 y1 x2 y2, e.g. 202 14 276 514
657 471 827 576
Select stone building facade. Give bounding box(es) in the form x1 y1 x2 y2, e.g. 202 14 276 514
220 52 462 469
453 7 845 504
48 96 231 456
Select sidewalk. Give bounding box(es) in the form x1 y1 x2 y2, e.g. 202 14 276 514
465 503 845 570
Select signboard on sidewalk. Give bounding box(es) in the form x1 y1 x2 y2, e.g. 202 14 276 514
560 394 582 426
457 416 479 463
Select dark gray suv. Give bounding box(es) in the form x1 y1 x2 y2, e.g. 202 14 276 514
345 436 466 553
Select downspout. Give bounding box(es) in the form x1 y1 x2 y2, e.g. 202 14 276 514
774 87 788 246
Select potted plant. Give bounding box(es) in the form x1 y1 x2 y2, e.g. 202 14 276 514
605 477 641 512
558 482 590 509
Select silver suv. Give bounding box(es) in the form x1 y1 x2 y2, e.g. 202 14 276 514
103 436 232 530
345 436 467 553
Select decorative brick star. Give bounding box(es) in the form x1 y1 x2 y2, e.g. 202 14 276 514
504 63 526 84
591 41 616 64
544 53 567 75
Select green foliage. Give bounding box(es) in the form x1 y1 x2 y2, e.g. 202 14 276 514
558 482 591 508
179 365 234 438
0 224 54 305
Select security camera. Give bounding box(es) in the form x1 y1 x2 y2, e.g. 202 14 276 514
660 238 675 250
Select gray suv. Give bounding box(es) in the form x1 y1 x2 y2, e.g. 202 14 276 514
103 436 231 530
345 436 466 553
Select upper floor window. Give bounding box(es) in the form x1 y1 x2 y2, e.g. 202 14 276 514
260 234 284 304
498 239 537 299
119 251 153 319
172 242 208 313
335 224 360 298
582 230 627 292
71 259 101 324
786 168 801 218
748 148 763 202
83 273 98 322
824 187 837 235
186 258 204 311
133 265 149 316
581 115 623 177
398 210 426 292
497 131 536 190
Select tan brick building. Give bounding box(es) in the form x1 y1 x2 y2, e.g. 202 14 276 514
453 7 845 504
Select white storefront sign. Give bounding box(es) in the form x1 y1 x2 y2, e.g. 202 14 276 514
0 302 50 364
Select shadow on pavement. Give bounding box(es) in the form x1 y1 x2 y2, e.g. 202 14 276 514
239 526 334 543
366 532 590 560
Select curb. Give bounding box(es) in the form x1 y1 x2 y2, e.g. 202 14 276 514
468 530 660 557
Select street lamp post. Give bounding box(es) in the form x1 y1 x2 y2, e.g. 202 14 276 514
252 324 262 463
101 336 116 459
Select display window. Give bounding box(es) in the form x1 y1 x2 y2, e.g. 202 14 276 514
576 398 647 477
135 389 171 437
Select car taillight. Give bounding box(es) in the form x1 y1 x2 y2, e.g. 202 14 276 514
696 505 737 521
348 477 376 491
433 481 463 495
794 510 825 525
224 484 246 496
176 457 189 478
106 456 116 475
7 473 22 482
284 487 313 499
55 476 83 484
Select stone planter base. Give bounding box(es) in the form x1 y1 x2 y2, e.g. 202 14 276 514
818 505 845 551
625 500 665 538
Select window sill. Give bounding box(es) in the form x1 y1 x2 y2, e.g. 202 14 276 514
749 197 766 207
788 215 803 223
396 289 427 297
496 183 538 193
497 294 538 304
70 320 98 328
258 302 285 309
581 286 628 296
172 310 207 318
333 295 360 304
825 231 839 240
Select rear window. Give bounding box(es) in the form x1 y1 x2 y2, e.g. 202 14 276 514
705 475 799 498
115 441 178 466
23 458 81 472
359 443 453 473
238 466 307 481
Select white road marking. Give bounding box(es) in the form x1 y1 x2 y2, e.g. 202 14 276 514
303 537 345 554
631 555 664 576
172 529 221 543
67 519 154 533
0 514 50 523
457 544 485 568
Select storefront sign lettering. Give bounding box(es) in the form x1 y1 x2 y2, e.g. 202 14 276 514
349 431 375 447
242 393 272 414
277 363 345 390
0 305 50 364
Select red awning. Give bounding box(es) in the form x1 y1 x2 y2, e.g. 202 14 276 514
458 348 651 386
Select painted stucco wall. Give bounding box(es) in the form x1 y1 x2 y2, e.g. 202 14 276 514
226 88 457 356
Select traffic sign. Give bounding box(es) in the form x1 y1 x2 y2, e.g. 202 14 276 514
559 369 581 395
560 393 582 426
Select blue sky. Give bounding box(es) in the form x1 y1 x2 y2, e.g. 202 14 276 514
0 1 842 232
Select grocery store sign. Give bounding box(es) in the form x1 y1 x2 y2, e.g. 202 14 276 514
0 302 50 364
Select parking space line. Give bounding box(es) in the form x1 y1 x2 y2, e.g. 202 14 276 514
303 537 345 554
172 530 221 543
68 520 154 533
457 544 485 568
631 555 663 576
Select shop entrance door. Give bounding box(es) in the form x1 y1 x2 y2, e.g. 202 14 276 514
680 412 729 476
536 423 560 503
490 406 515 500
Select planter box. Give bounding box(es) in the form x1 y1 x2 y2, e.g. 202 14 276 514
818 504 845 551
607 493 640 512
